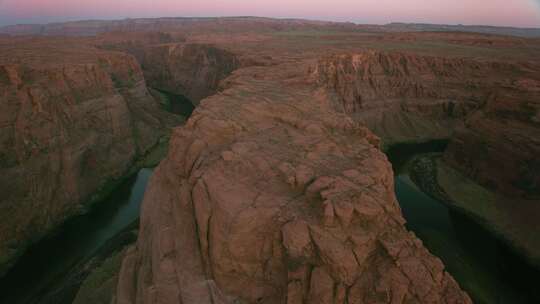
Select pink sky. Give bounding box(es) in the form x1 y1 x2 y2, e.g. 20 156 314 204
1 0 539 27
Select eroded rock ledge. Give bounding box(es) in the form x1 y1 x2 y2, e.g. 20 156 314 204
116 60 471 303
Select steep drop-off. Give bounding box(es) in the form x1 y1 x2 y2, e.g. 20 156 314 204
96 33 240 105
0 38 181 276
443 80 540 198
314 49 540 270
138 43 239 104
315 51 533 146
115 61 470 303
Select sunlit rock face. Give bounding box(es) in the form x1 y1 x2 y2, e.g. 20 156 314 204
115 60 471 304
0 38 180 276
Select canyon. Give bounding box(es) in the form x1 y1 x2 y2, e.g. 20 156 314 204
316 48 540 196
0 17 539 303
0 36 178 276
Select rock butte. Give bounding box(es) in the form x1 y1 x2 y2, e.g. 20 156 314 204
0 17 539 303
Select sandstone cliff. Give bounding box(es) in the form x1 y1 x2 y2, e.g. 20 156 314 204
3 26 537 302
315 50 540 266
136 43 239 104
96 34 240 105
444 76 540 197
314 51 532 146
0 38 181 276
115 61 470 303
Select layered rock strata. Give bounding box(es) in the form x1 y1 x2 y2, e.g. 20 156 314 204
315 49 540 267
97 35 239 105
444 79 540 197
315 51 533 146
0 40 180 276
136 43 239 104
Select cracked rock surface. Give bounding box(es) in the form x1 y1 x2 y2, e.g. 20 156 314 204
116 61 471 304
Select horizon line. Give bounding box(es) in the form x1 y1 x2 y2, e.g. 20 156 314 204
1 15 540 30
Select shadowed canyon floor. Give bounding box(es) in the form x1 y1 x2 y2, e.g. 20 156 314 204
0 169 152 304
0 17 539 304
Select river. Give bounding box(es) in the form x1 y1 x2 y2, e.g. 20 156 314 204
0 168 154 304
1 140 537 304
387 141 537 304
0 87 193 304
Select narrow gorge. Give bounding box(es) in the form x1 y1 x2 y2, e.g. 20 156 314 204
0 32 240 303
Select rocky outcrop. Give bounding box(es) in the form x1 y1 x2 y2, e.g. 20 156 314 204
0 39 181 276
115 62 470 303
314 51 531 145
315 49 540 266
444 76 540 197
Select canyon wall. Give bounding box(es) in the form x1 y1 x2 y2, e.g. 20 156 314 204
137 43 239 104
314 51 530 146
0 40 180 276
314 49 540 267
443 76 540 197
115 61 471 304
316 49 540 196
96 34 240 104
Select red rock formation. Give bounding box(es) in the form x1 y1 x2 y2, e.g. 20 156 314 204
0 38 180 276
136 43 239 104
4 23 538 302
115 62 471 303
315 50 536 145
95 33 239 105
444 77 540 197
